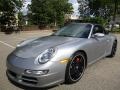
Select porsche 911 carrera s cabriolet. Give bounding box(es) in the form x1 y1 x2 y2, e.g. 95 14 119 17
6 23 117 88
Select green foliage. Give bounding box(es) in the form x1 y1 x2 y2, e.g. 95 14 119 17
0 0 23 32
0 0 23 13
29 0 73 27
109 28 120 33
78 0 120 29
88 0 120 17
18 12 24 26
78 0 89 17
12 0 23 10
0 0 14 12
78 0 120 19
89 0 111 18
83 17 108 26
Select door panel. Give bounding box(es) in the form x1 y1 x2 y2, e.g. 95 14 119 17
95 36 107 57
104 35 112 54
88 37 106 62
88 25 108 62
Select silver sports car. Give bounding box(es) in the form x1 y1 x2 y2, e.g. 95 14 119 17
6 23 117 88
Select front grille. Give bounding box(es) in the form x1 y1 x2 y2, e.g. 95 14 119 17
8 70 38 85
8 70 17 78
22 76 38 84
22 76 37 81
22 79 37 84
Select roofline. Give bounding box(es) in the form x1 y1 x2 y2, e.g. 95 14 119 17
70 22 97 26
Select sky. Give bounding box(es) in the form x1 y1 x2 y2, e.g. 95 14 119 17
21 0 31 15
69 0 79 16
22 0 79 16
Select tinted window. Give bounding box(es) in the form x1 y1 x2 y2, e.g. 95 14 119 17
53 23 92 38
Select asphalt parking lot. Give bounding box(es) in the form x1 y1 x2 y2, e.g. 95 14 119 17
0 31 120 90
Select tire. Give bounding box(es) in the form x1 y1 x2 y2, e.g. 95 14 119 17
65 52 86 84
108 40 117 57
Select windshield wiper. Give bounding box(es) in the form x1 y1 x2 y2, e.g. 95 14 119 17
52 34 75 37
58 35 73 37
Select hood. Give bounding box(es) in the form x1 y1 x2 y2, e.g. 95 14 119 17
13 36 76 58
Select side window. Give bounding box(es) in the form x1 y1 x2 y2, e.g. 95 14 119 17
93 25 104 34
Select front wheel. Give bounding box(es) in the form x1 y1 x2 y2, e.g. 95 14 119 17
65 52 86 84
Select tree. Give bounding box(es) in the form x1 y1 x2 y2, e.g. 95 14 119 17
78 0 90 18
78 0 120 26
29 0 73 27
109 0 120 30
88 0 113 18
111 0 120 21
0 0 23 32
84 0 120 19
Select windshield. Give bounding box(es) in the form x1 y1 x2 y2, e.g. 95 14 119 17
53 23 92 38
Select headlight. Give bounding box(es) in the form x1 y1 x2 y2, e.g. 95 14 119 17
35 48 55 64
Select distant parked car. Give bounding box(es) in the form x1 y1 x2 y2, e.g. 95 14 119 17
6 23 117 88
0 24 21 33
105 25 112 31
114 23 120 28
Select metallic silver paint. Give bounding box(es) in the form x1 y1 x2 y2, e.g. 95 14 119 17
6 23 117 88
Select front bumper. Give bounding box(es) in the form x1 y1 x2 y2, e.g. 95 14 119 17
6 59 66 88
6 69 64 88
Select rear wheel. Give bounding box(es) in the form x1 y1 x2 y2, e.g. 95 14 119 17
108 40 117 57
65 52 86 84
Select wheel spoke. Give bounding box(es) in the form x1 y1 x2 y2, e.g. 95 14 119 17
69 55 85 81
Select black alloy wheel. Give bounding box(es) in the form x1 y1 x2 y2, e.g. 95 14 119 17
65 52 86 84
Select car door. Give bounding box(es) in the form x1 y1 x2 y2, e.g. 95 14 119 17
103 30 112 55
90 25 108 61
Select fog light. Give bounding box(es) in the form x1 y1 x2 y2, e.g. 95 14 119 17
25 70 49 75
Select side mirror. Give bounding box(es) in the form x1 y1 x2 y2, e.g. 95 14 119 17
92 33 105 38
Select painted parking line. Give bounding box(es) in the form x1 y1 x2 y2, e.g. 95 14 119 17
0 41 15 49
